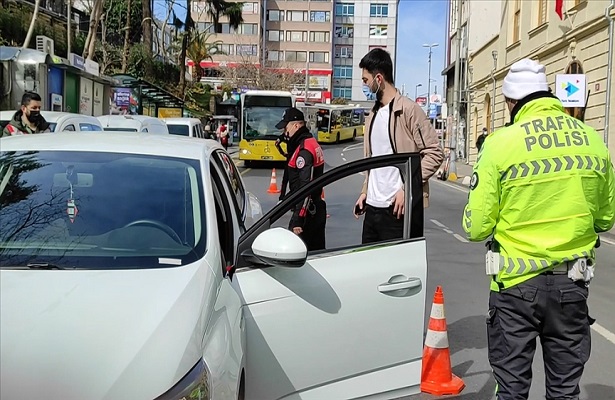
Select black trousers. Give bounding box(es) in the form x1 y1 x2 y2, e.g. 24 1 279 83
361 204 404 244
487 272 593 400
291 199 326 251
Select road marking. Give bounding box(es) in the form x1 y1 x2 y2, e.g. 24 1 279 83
342 157 347 162
241 168 251 176
599 236 615 246
342 142 363 152
430 219 467 243
592 323 615 345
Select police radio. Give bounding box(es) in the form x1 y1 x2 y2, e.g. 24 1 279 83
485 239 501 276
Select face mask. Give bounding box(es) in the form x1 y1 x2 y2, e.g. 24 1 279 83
362 85 376 101
27 110 41 122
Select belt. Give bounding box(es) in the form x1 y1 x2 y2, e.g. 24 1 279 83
541 261 572 275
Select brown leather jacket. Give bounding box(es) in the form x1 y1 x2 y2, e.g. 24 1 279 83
361 91 444 207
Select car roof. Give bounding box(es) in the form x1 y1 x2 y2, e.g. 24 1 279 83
0 110 100 123
0 132 223 159
162 118 201 124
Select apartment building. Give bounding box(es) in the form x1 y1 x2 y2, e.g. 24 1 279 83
332 0 399 102
449 0 615 163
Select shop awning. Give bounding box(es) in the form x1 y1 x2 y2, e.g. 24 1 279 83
111 74 184 109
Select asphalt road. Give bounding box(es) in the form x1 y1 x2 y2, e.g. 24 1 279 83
233 139 615 400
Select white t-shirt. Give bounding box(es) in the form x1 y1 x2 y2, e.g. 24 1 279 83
367 106 403 208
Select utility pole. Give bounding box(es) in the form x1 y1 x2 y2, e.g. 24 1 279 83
305 60 310 103
67 0 72 56
423 43 439 116
415 83 422 101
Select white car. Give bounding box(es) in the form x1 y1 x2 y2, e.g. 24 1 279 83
97 115 169 134
162 117 206 138
0 110 103 132
0 132 428 400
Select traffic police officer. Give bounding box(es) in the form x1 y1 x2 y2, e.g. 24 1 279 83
275 107 327 250
462 58 615 400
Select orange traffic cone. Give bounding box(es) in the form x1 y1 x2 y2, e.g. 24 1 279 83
267 168 280 194
421 286 465 396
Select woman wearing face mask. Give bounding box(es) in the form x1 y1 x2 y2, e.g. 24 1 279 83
2 92 51 137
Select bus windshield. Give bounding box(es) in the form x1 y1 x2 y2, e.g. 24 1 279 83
242 95 293 140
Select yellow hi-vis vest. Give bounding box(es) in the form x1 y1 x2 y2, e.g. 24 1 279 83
462 96 615 291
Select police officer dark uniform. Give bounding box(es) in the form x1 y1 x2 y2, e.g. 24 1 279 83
463 59 615 400
275 107 327 251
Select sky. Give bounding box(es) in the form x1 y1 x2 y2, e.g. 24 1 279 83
154 0 448 101
395 0 448 101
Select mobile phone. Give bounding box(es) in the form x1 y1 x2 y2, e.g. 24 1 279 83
354 203 365 215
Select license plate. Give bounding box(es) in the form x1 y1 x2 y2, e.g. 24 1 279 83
261 156 273 160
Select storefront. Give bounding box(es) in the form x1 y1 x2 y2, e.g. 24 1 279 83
110 74 184 117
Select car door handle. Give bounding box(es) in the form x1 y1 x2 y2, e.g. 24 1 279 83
378 278 422 293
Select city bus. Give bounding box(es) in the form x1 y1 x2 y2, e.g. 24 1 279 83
308 105 366 144
238 90 295 165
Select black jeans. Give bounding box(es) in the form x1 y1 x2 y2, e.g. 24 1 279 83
487 272 593 400
361 204 404 244
290 199 326 251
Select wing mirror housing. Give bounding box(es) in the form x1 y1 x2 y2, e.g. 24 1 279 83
244 227 307 268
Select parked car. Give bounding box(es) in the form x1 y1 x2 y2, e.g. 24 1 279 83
97 115 169 134
0 132 428 400
162 117 206 138
0 110 103 132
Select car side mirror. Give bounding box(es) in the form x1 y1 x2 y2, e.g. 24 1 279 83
244 227 307 268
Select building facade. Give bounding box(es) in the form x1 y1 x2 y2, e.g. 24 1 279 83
331 0 399 102
452 0 615 163
190 0 399 103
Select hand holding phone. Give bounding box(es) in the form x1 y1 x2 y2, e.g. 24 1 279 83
354 194 366 218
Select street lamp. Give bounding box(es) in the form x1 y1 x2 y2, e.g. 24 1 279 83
415 83 422 101
423 43 439 118
491 50 498 133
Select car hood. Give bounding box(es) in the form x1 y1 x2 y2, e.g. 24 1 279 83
0 262 217 400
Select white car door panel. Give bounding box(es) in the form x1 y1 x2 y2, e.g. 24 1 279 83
232 153 427 400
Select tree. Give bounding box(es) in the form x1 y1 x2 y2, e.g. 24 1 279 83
22 0 41 49
142 0 154 76
120 0 132 73
332 98 348 105
186 31 222 83
83 0 105 59
178 0 244 95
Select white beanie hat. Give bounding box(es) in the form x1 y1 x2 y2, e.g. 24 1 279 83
502 58 549 100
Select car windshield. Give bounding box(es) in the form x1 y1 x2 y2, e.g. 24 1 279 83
167 124 190 136
0 151 205 269
48 123 57 131
103 127 138 132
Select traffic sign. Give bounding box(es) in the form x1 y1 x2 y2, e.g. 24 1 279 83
555 74 586 107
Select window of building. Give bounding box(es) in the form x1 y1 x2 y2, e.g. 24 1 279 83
484 93 492 133
236 45 258 56
268 50 282 61
219 23 232 34
334 45 352 58
237 24 258 35
242 2 258 13
512 0 521 43
192 1 210 14
267 30 283 41
368 45 387 51
369 25 387 37
333 66 352 78
196 22 215 33
370 3 388 17
335 2 354 16
267 10 284 21
310 11 331 22
216 44 234 55
285 51 307 62
333 87 352 99
334 25 354 38
286 31 308 42
537 0 547 25
287 10 308 21
309 51 329 63
309 31 330 42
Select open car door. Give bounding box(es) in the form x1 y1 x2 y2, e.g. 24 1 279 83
232 153 427 400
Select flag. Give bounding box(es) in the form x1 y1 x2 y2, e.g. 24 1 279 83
555 0 564 20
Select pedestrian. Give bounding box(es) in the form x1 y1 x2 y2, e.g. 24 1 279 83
462 58 615 400
1 92 50 137
476 127 489 152
353 48 444 244
275 107 326 250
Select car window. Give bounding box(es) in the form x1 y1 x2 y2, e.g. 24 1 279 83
210 162 236 272
79 123 103 131
141 128 148 132
167 125 190 136
103 127 138 132
0 151 205 269
212 151 246 220
64 124 76 131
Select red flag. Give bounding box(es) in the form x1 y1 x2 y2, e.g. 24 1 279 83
555 0 564 20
